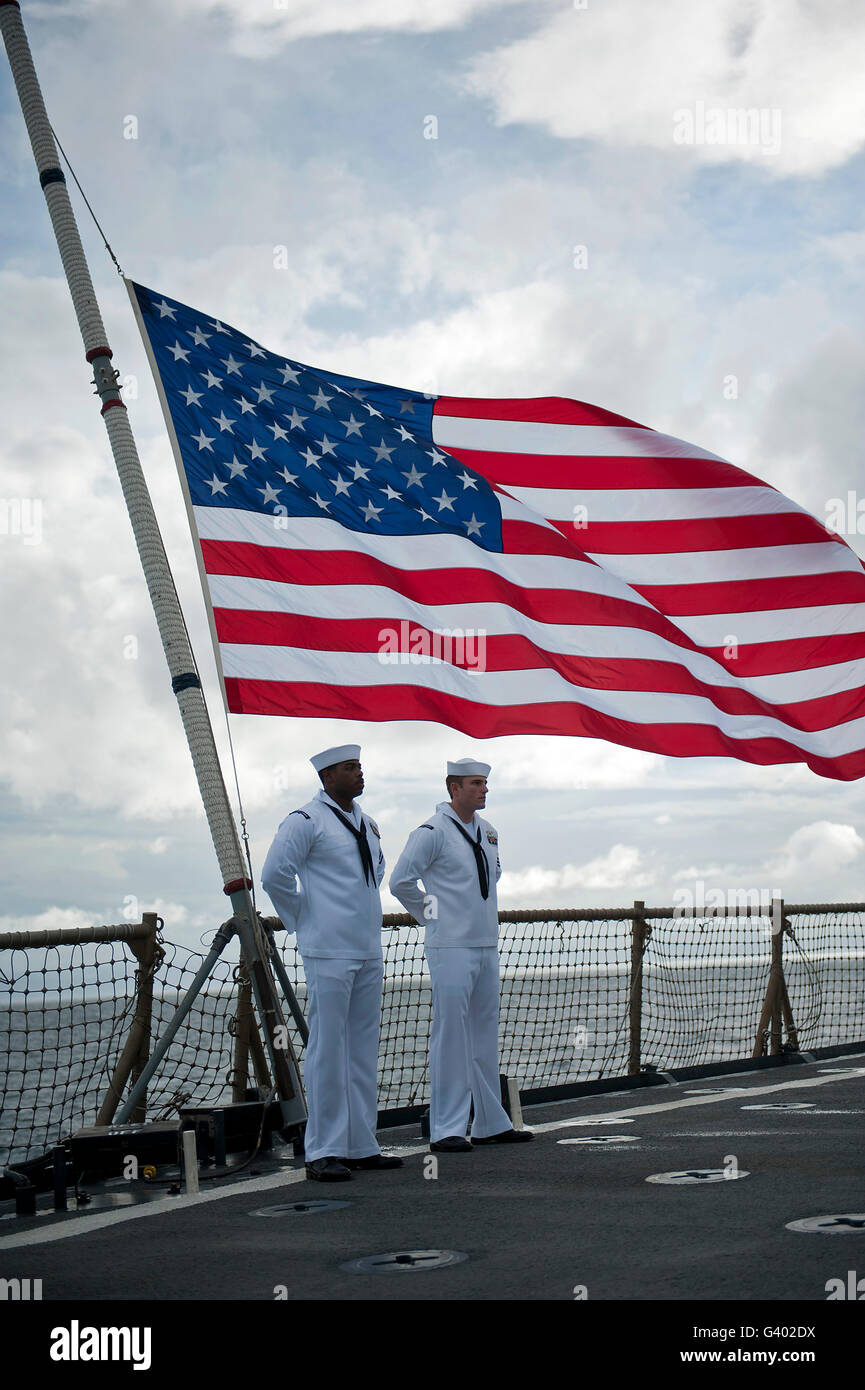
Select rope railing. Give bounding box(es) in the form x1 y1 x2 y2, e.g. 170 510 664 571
2 901 864 1165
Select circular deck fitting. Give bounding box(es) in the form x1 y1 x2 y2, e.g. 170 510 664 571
250 1200 352 1216
340 1249 468 1275
740 1103 814 1111
558 1136 639 1145
786 1213 865 1234
646 1168 750 1184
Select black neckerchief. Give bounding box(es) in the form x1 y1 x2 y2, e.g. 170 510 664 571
446 814 489 900
324 802 374 885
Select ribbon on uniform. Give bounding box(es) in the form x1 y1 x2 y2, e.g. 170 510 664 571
324 803 375 885
447 817 490 900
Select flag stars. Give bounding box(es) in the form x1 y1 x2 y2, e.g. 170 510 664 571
144 289 503 550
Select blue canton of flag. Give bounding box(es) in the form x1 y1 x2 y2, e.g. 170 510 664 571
129 281 502 550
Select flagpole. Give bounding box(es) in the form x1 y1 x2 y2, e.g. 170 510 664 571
0 0 305 1127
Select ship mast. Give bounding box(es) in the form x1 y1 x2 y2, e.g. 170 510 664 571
0 0 305 1128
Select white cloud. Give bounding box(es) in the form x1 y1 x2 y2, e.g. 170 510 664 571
768 822 865 882
0 906 101 936
499 843 654 902
465 0 865 176
0 900 193 938
164 0 532 53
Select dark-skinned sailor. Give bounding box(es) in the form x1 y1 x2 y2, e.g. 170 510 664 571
389 757 534 1152
262 744 403 1181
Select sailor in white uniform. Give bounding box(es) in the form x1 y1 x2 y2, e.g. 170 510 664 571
261 744 402 1181
389 758 533 1152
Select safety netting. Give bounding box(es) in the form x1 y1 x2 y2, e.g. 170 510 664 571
3 907 864 1166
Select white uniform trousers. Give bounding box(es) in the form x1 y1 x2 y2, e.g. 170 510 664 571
426 946 511 1142
301 955 383 1163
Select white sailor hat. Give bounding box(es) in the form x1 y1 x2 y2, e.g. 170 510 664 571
447 757 491 777
310 743 361 773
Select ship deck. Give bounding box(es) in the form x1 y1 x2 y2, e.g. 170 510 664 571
2 1052 863 1361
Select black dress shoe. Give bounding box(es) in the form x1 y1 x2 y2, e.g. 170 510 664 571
341 1154 404 1170
430 1136 473 1153
305 1157 352 1181
471 1128 534 1144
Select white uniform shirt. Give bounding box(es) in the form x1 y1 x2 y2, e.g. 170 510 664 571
389 801 501 947
261 789 385 960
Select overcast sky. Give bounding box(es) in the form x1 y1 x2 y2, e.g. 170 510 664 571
2 0 865 949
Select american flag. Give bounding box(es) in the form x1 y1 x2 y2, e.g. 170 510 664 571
129 280 865 782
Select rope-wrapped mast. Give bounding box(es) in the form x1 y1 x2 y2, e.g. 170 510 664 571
0 0 305 1124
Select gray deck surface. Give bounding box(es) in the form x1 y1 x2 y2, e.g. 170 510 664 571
1 1054 863 1344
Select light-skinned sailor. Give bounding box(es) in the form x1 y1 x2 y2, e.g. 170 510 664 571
389 757 533 1151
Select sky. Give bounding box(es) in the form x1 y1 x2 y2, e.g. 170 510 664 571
2 0 865 951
